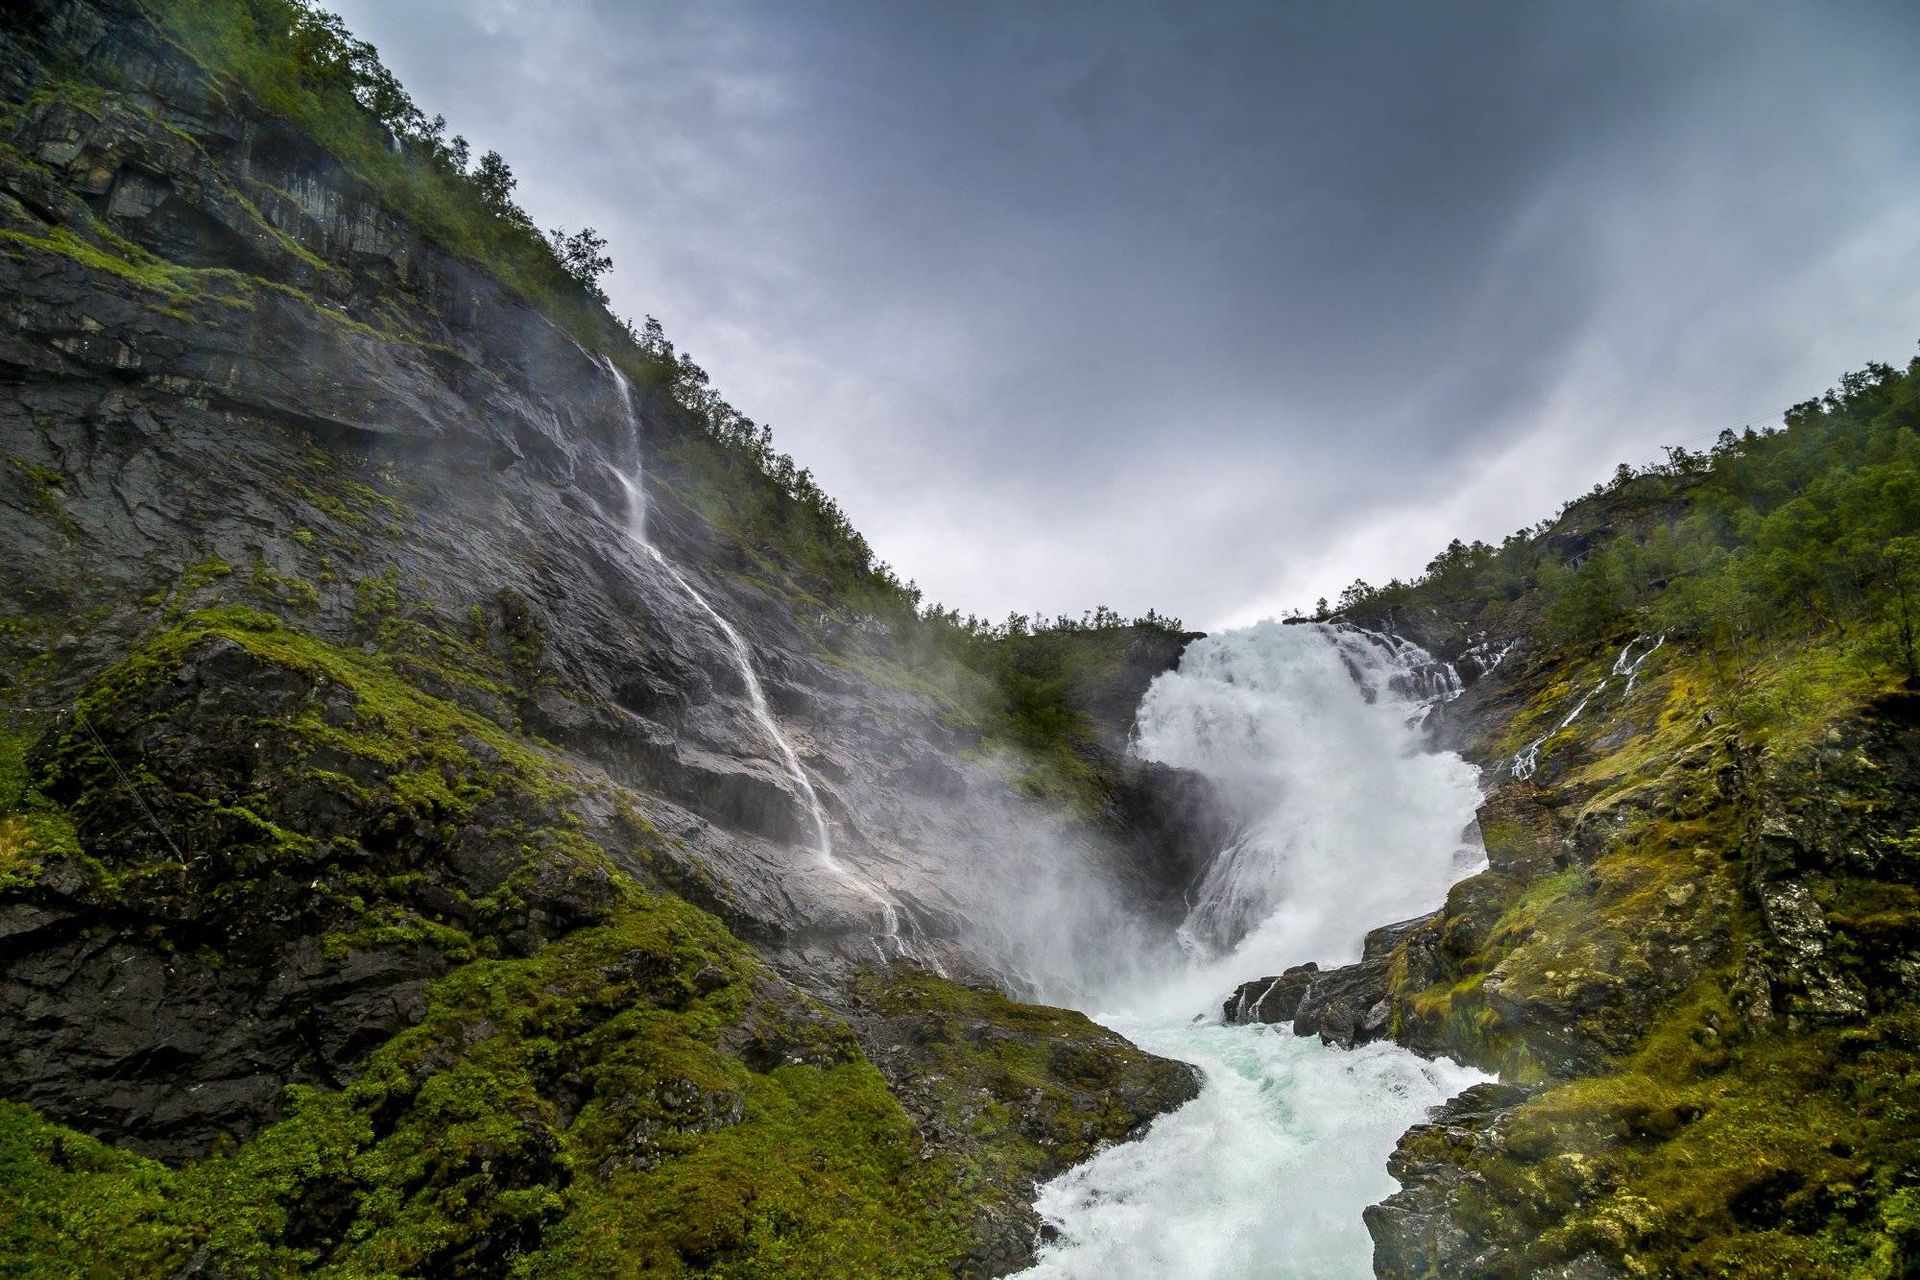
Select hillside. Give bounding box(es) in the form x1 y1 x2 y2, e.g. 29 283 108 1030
1241 364 1920 1276
0 2 1212 1273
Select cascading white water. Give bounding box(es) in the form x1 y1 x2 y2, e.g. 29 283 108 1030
600 360 916 957
1134 621 1484 982
1021 621 1491 1279
598 359 1488 1267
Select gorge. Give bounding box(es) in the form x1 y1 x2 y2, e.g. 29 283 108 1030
3 2 1919 1278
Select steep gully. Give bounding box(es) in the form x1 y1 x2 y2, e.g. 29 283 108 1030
603 367 1499 1278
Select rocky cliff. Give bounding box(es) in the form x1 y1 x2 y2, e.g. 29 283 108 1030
1222 457 1920 1274
0 3 1218 1272
1357 643 1920 1278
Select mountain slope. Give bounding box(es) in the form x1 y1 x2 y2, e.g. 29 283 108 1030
1288 370 1920 1276
0 2 1209 1272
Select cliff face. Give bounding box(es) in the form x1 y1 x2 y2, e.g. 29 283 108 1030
1304 597 1919 1272
1214 449 1920 1277
1355 647 1920 1278
0 3 1213 1272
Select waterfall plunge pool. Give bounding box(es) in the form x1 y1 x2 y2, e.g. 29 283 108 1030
1022 1018 1487 1278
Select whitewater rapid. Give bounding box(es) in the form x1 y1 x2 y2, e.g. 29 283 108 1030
1022 621 1491 1278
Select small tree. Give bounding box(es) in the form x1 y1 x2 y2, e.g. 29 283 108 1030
470 151 518 214
548 226 612 301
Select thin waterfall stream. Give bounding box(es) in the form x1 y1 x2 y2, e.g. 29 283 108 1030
1020 622 1493 1278
602 360 920 960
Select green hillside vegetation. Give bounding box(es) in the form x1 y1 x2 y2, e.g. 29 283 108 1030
1339 355 1920 741
1345 356 1920 1277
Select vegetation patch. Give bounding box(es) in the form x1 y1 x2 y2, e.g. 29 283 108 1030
0 896 981 1277
850 966 1198 1228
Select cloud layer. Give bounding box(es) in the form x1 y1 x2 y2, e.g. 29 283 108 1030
331 0 1920 628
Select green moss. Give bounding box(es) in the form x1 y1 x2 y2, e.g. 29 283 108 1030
35 604 586 955
1385 616 1920 1275
851 968 1190 1211
0 729 77 894
0 1101 182 1273
0 224 255 308
0 731 26 813
1725 637 1895 751
82 604 559 803
248 560 320 613
225 186 333 276
1464 1003 1920 1277
3 454 81 539
0 896 979 1277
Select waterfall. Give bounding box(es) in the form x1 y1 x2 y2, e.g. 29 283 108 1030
1320 624 1464 713
1021 621 1491 1278
600 360 917 959
1132 621 1484 978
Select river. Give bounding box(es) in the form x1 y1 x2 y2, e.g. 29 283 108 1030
1021 621 1493 1279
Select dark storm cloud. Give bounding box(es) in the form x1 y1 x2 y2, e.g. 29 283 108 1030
330 0 1920 626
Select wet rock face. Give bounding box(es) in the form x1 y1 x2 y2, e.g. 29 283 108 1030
3 630 620 1156
1735 695 1920 1027
1223 914 1437 1050
1358 643 1920 1276
847 968 1202 1278
1100 758 1236 923
1223 963 1318 1024
1289 914 1437 1050
1364 1082 1540 1280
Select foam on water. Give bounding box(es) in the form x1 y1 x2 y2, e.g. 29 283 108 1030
1125 620 1484 1012
1024 620 1493 1278
1025 1020 1483 1279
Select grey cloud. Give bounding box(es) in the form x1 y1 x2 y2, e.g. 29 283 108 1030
331 0 1920 627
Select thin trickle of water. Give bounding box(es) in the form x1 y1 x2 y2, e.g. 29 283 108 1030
1617 634 1664 695
1459 634 1517 678
611 474 838 858
600 360 919 960
1510 633 1664 780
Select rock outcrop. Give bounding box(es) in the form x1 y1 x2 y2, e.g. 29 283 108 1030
1353 631 1920 1277
1224 913 1436 1049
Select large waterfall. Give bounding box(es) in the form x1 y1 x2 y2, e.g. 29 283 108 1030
1137 621 1485 992
1022 621 1490 1278
600 367 1489 1271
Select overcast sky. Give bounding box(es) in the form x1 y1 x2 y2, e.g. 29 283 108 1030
331 0 1920 629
